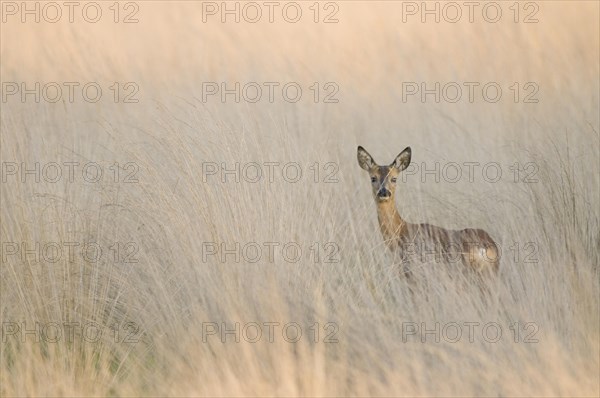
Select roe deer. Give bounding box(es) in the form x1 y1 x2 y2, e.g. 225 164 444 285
357 146 499 275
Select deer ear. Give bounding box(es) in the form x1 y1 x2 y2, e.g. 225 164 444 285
392 147 411 171
357 146 375 171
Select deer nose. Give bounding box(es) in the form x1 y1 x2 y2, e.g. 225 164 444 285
377 188 391 198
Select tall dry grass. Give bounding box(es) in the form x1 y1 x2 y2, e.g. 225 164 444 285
1 1 599 396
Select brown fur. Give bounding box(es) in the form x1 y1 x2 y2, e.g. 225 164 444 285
358 146 499 274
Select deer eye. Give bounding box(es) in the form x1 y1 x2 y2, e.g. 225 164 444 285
391 177 397 183
371 176 377 183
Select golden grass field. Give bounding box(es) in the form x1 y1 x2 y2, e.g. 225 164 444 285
1 1 599 396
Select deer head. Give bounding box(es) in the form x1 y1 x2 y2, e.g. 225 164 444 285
357 146 411 202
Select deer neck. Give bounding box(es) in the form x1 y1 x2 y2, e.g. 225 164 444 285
375 198 407 243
